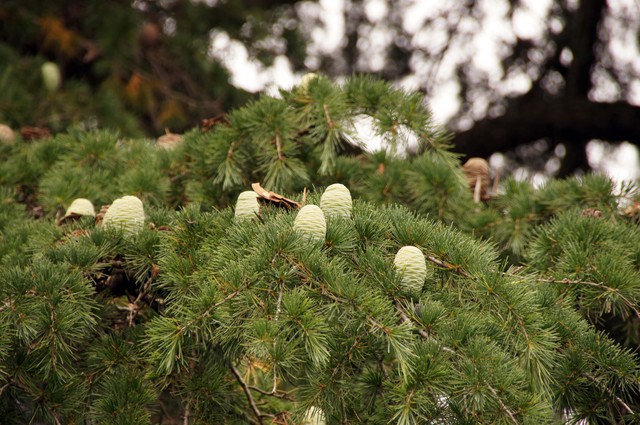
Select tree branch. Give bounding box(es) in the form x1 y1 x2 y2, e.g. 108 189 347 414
230 364 264 425
452 99 640 158
564 0 606 97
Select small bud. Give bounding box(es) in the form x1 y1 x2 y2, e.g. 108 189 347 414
41 62 61 93
235 191 260 221
320 183 352 218
65 198 96 217
299 72 318 94
394 246 427 295
0 124 15 144
302 406 326 425
294 205 326 242
102 195 145 236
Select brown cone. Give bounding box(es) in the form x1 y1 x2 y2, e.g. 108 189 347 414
462 157 490 201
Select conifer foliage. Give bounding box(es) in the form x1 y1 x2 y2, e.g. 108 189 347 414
1 76 640 424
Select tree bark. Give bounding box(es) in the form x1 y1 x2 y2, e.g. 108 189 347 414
564 0 606 97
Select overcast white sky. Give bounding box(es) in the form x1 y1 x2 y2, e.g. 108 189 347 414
207 0 640 183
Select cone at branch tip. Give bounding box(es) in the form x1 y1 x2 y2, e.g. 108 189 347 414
394 246 427 295
294 205 326 242
234 191 260 221
65 198 96 217
320 183 352 218
41 62 61 93
102 195 145 236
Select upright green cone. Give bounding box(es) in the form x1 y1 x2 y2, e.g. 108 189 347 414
320 183 352 218
394 246 427 295
294 205 326 242
102 195 145 236
234 191 260 221
65 198 96 217
41 62 61 92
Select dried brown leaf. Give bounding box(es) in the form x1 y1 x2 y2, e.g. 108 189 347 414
251 183 300 210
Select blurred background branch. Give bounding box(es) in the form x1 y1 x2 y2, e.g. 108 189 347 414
1 0 640 178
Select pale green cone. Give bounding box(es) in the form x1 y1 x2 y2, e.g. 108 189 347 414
302 406 326 425
41 62 61 92
320 183 352 218
394 246 427 294
65 198 96 218
294 205 326 242
102 195 145 236
299 72 318 94
234 191 260 221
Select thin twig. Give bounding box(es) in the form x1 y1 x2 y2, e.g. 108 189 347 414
341 391 349 424
323 104 334 129
0 381 11 397
492 169 501 195
329 336 363 381
183 399 190 425
275 285 284 321
273 285 284 393
586 373 635 416
180 280 247 332
129 274 154 326
426 255 471 277
248 385 292 400
230 364 264 425
542 277 640 320
425 253 532 342
275 132 283 160
394 301 456 355
487 385 519 424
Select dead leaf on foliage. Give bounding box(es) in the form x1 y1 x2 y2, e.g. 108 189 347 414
251 183 301 210
21 126 51 141
57 212 83 226
200 114 229 131
95 204 110 225
580 208 603 218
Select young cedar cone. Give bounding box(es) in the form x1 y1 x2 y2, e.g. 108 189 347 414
299 72 318 94
320 183 352 218
0 124 15 143
65 198 96 217
41 62 61 92
302 406 326 425
462 157 490 201
394 246 427 295
234 191 260 221
102 195 145 236
294 205 326 242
